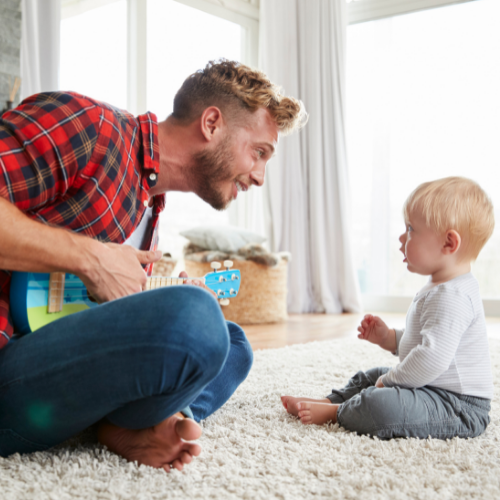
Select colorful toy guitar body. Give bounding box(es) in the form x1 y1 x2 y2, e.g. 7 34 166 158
10 261 240 334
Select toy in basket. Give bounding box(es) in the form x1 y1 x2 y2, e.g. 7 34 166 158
9 260 240 334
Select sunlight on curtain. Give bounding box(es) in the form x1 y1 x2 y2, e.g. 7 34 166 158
346 0 500 298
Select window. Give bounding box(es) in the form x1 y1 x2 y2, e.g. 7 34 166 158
346 0 500 303
60 1 128 109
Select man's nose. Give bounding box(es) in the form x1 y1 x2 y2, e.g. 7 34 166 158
250 163 266 187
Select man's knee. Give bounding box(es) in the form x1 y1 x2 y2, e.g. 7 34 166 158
227 322 253 382
175 287 230 377
136 286 230 380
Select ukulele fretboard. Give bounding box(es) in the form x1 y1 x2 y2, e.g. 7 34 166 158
48 272 66 313
146 277 191 290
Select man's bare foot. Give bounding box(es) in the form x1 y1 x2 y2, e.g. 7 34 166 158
297 402 339 425
97 413 202 472
281 395 331 416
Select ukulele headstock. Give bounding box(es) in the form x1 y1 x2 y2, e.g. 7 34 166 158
204 261 241 305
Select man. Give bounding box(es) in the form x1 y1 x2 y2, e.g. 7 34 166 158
0 60 305 471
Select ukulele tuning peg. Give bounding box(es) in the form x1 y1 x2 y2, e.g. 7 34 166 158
219 298 230 306
210 261 222 272
223 260 233 270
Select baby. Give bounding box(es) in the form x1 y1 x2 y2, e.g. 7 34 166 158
282 176 494 439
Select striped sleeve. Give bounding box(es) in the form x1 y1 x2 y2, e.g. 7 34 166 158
393 328 405 356
382 287 474 388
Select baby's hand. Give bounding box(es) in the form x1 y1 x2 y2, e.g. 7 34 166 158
357 314 391 347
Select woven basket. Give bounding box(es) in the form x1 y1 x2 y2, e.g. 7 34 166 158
152 256 177 277
184 259 288 325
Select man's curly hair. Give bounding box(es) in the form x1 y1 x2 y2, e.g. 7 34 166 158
172 59 307 135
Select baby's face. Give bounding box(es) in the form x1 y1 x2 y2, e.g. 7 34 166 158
399 211 446 276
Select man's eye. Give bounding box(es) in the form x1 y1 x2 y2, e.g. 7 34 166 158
257 150 264 158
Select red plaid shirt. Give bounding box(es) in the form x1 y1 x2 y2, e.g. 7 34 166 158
0 91 165 349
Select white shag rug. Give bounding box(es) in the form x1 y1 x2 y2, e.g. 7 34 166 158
1 337 500 500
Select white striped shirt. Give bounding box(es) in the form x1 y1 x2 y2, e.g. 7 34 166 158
381 273 493 400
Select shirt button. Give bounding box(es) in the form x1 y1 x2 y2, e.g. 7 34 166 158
149 173 157 181
143 200 148 207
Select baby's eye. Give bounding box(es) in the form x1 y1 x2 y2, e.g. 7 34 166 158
407 225 413 232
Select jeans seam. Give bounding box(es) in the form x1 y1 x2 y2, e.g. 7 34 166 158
0 341 216 391
0 429 50 449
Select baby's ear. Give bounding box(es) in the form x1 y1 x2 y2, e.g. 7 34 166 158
443 229 461 255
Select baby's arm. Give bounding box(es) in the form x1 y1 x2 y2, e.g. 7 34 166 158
382 288 473 389
357 314 397 352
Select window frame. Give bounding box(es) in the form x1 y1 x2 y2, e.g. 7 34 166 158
347 0 476 24
61 0 259 115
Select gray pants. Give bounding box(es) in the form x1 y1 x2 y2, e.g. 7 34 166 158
327 367 490 440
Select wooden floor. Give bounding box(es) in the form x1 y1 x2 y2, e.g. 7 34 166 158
244 313 500 351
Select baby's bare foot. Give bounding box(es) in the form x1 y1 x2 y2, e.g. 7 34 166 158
281 395 331 416
98 413 202 472
297 402 339 425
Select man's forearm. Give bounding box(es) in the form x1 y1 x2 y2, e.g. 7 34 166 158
0 196 100 276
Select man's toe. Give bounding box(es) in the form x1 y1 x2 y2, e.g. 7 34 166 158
175 417 202 441
172 458 184 471
180 451 193 464
186 442 202 457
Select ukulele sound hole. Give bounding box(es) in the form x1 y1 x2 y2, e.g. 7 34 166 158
86 289 97 303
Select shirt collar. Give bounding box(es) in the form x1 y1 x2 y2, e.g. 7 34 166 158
138 112 160 177
138 112 165 212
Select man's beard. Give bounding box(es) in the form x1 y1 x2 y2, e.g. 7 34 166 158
189 136 236 211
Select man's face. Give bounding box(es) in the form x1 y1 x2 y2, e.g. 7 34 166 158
190 108 279 210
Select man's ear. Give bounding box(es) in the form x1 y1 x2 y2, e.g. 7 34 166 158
200 106 223 142
443 229 461 255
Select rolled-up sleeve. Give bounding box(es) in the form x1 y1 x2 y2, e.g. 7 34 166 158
0 92 100 348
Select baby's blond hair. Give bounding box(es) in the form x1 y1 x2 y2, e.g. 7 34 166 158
172 59 307 135
403 177 494 261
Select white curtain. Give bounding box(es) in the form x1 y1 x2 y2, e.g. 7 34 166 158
228 188 266 237
260 0 362 314
20 0 60 100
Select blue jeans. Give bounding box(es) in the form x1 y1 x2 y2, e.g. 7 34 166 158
0 286 253 457
327 367 490 440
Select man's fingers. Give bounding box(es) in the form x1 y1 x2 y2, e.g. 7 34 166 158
137 249 162 264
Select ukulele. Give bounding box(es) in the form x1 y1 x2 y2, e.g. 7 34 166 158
9 260 240 334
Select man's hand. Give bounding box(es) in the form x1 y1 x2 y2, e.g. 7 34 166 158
80 243 162 303
179 271 217 299
375 376 385 388
357 314 397 352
